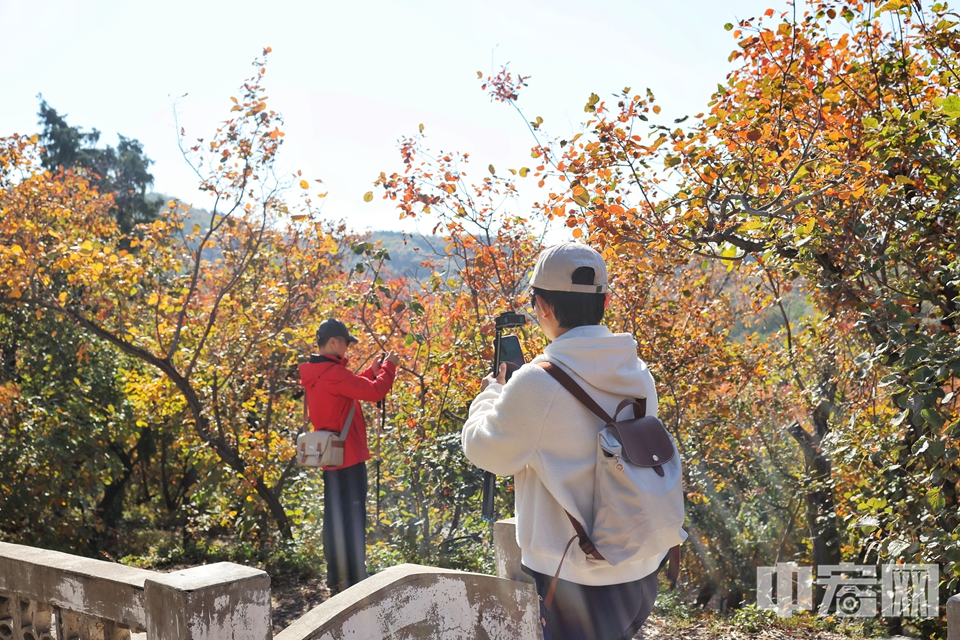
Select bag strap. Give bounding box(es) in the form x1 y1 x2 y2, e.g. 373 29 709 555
301 395 357 439
538 361 650 421
539 360 671 611
538 362 612 423
667 544 681 581
544 540 682 611
339 401 357 439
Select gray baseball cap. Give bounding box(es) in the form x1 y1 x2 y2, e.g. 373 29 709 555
529 242 608 294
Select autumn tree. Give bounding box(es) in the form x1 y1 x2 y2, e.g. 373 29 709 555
1 52 354 545
340 125 551 566
482 0 960 615
0 100 159 549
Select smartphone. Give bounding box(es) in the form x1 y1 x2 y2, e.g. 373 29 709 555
496 335 525 382
498 335 525 368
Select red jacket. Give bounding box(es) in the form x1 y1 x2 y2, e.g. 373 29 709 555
299 354 397 470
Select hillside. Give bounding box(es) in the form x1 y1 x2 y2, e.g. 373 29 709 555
146 194 445 279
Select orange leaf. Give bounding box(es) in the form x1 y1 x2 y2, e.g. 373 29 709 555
299 180 309 189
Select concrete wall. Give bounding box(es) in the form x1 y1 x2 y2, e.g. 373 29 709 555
0 542 271 640
274 564 539 640
273 519 541 640
493 518 533 586
0 531 543 640
11 526 957 640
949 594 960 640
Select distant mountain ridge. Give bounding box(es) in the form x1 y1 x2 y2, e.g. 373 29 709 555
146 193 443 278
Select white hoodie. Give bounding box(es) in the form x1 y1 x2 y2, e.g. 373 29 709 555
463 324 669 585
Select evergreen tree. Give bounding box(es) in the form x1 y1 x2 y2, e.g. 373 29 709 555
37 98 156 235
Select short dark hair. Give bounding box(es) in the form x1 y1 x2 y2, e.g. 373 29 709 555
317 335 336 349
532 267 606 329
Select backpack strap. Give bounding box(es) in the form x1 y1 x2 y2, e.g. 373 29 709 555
539 362 610 610
667 544 681 581
538 362 612 423
545 539 682 611
538 360 679 610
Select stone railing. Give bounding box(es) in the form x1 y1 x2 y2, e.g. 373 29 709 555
275 564 539 640
0 541 271 640
274 518 539 640
7 524 958 640
951 595 960 640
0 521 540 640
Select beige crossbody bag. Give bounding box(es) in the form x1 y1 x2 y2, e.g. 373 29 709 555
296 396 356 468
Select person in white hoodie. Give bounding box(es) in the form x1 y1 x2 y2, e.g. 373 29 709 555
463 243 668 640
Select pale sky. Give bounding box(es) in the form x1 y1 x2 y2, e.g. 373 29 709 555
2 0 787 232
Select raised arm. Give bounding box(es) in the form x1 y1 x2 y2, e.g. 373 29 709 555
461 365 556 476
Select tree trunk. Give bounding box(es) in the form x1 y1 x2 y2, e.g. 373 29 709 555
787 400 842 607
96 442 136 529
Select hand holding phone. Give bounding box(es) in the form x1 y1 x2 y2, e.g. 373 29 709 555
481 363 508 391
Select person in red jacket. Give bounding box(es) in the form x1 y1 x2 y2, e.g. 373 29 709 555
299 318 399 594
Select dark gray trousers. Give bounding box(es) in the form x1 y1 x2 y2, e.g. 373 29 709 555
522 556 664 640
322 462 368 591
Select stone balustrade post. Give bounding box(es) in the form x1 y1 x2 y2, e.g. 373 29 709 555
0 542 271 640
493 518 533 585
143 563 271 640
948 594 960 640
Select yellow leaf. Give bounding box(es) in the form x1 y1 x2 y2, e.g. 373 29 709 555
419 123 425 133
80 240 93 253
10 245 22 255
300 180 309 189
519 167 529 178
147 293 159 306
193 224 201 234
877 0 912 13
363 191 374 203
317 192 328 198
